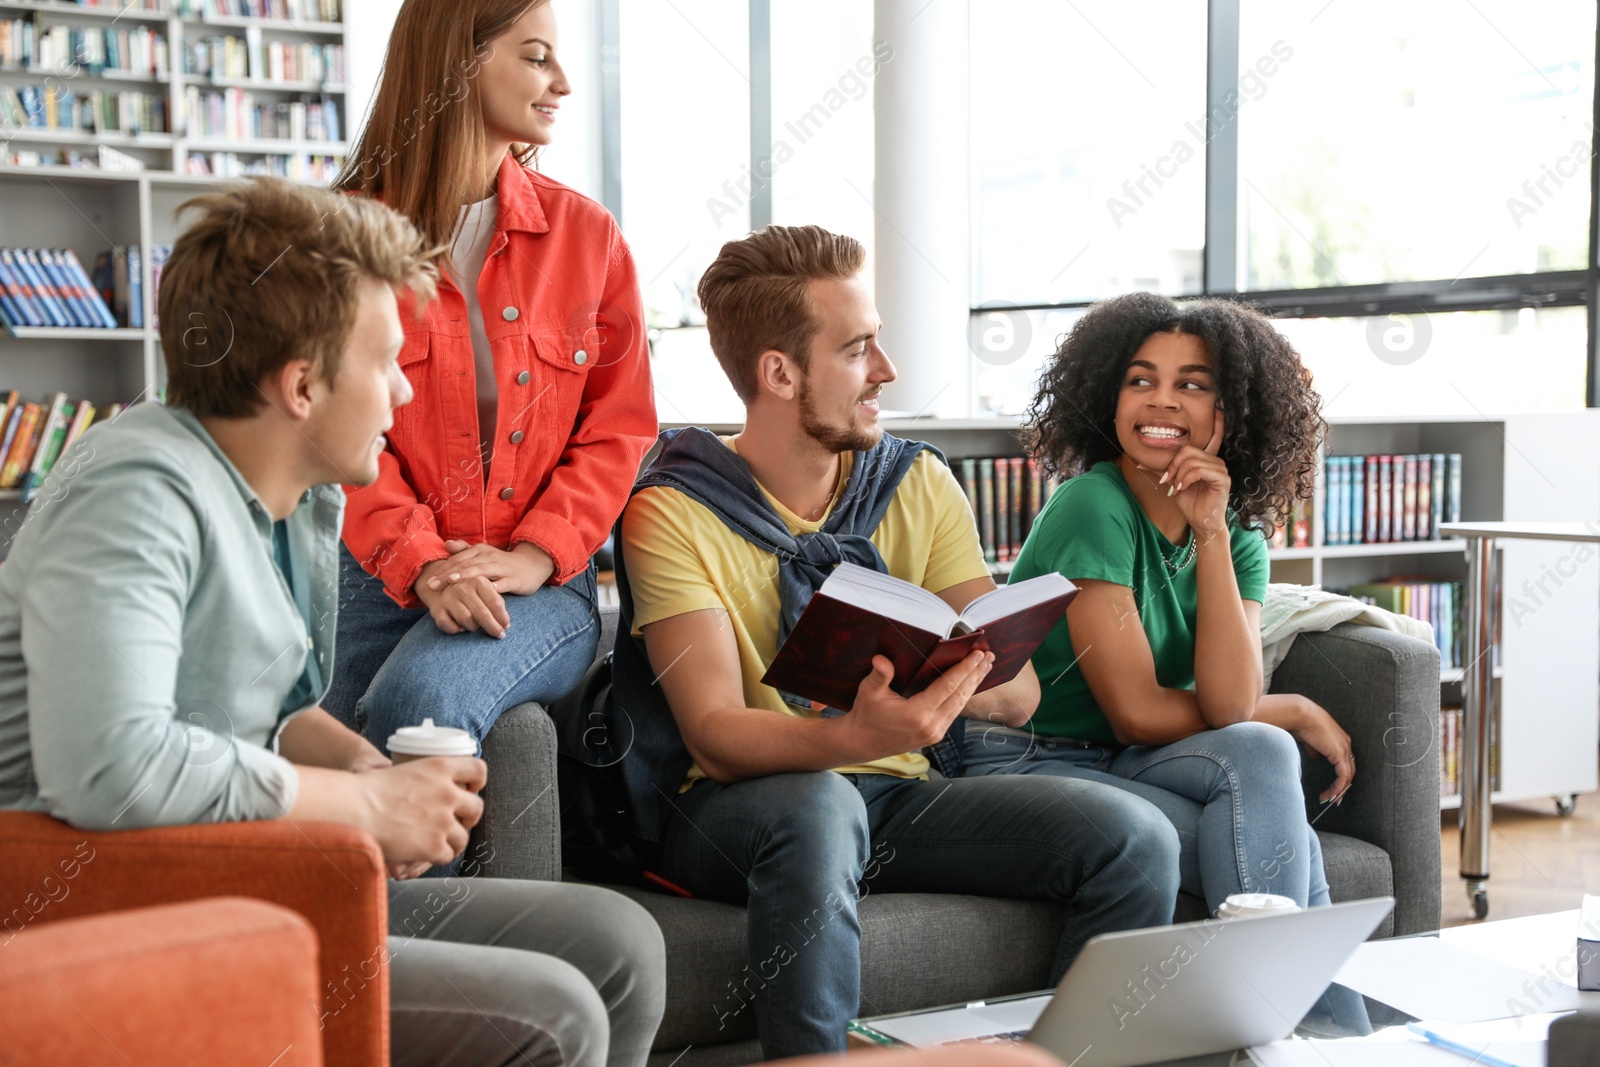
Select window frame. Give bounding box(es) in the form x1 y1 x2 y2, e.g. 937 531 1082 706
600 0 1600 405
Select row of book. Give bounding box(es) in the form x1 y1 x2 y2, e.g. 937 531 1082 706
0 247 118 330
0 22 168 78
2 143 144 171
183 33 344 86
1438 705 1499 798
70 0 164 11
1342 579 1467 669
182 86 340 142
0 392 121 501
1267 499 1314 549
91 244 171 328
955 456 1062 565
182 150 341 179
1324 453 1463 546
178 0 343 21
0 83 168 135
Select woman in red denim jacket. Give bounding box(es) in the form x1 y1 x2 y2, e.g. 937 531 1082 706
324 0 656 801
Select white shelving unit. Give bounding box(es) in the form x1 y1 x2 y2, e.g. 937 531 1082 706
1 0 348 179
672 411 1600 816
0 1 348 552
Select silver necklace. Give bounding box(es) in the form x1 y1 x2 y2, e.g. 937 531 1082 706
1163 529 1198 574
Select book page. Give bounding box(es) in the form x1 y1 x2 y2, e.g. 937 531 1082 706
958 573 1077 630
817 562 957 636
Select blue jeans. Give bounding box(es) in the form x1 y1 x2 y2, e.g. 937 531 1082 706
325 546 600 759
659 769 1181 1059
960 721 1332 915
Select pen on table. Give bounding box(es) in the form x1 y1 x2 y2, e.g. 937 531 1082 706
1405 1022 1521 1067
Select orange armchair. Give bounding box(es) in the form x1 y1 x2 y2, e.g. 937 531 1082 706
0 897 324 1065
0 812 388 1067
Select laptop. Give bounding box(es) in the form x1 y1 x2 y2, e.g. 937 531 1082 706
854 896 1394 1067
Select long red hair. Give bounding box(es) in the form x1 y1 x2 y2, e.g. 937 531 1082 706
336 0 545 255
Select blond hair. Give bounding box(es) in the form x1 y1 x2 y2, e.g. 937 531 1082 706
159 177 438 418
697 225 866 402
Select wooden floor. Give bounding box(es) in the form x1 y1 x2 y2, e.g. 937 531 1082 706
1439 790 1600 927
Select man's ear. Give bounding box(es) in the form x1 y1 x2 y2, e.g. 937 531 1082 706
265 357 319 422
755 349 800 402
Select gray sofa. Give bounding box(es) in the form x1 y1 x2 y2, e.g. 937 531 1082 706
466 611 1443 1066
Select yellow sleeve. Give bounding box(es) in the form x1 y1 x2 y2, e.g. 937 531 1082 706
619 487 729 633
916 453 993 595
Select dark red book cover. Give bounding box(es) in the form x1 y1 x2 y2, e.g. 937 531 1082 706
760 586 1077 712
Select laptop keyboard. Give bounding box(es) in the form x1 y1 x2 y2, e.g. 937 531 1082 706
970 1030 1028 1044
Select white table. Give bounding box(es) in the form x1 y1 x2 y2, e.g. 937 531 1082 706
1438 522 1600 919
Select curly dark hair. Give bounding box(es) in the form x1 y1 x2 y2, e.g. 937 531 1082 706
1023 292 1324 531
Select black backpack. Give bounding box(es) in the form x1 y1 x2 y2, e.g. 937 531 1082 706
547 652 653 887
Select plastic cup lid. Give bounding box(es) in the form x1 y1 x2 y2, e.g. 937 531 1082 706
1216 892 1302 917
386 718 478 757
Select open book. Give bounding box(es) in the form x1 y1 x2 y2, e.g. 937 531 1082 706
761 561 1078 711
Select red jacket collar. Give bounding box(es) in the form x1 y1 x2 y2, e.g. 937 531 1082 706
494 151 549 236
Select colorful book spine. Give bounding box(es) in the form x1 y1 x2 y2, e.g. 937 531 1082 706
959 458 979 523
1006 457 1024 561
4 249 66 327
1364 456 1379 544
977 459 996 564
1416 455 1432 540
1391 454 1406 543
20 399 73 502
0 401 22 476
1349 458 1365 545
1402 455 1418 541
1377 456 1393 542
1026 457 1045 541
0 254 41 327
1429 453 1446 538
1445 454 1463 524
57 249 119 329
0 403 42 488
994 455 1011 563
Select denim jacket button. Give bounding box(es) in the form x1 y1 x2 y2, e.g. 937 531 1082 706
516 370 531 385
499 487 514 500
502 306 519 322
573 349 587 365
509 430 525 444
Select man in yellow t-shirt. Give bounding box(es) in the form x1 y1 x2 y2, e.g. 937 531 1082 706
618 225 1180 1059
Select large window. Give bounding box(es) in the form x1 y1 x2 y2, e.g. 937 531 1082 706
970 0 1598 419
1237 0 1594 290
970 1 1206 308
619 0 749 334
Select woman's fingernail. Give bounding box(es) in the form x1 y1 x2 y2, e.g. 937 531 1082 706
1166 486 1175 497
1158 471 1168 484
449 572 460 582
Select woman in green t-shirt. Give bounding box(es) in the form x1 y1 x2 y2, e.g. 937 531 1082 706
962 292 1349 917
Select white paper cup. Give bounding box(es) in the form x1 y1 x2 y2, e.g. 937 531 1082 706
387 718 478 763
1215 893 1302 920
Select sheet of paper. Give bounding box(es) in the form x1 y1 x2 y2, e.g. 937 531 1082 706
867 994 1051 1046
1247 1034 1545 1067
1331 937 1579 1022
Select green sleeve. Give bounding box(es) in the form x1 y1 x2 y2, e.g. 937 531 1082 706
1231 524 1270 603
1015 471 1139 588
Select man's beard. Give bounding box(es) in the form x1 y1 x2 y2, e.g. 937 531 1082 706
798 375 881 453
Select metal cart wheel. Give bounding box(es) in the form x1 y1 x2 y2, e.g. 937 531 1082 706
1555 794 1578 817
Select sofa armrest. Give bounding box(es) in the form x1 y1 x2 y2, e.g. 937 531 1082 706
1549 1009 1600 1067
0 812 387 1067
473 700 561 881
0 897 323 1065
1269 623 1442 936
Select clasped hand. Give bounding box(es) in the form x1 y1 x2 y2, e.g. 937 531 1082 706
414 540 555 638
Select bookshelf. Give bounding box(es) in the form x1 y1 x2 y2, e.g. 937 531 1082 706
1 0 348 178
0 1 348 550
659 411 1600 817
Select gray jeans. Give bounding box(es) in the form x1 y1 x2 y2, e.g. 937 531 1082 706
387 878 666 1067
